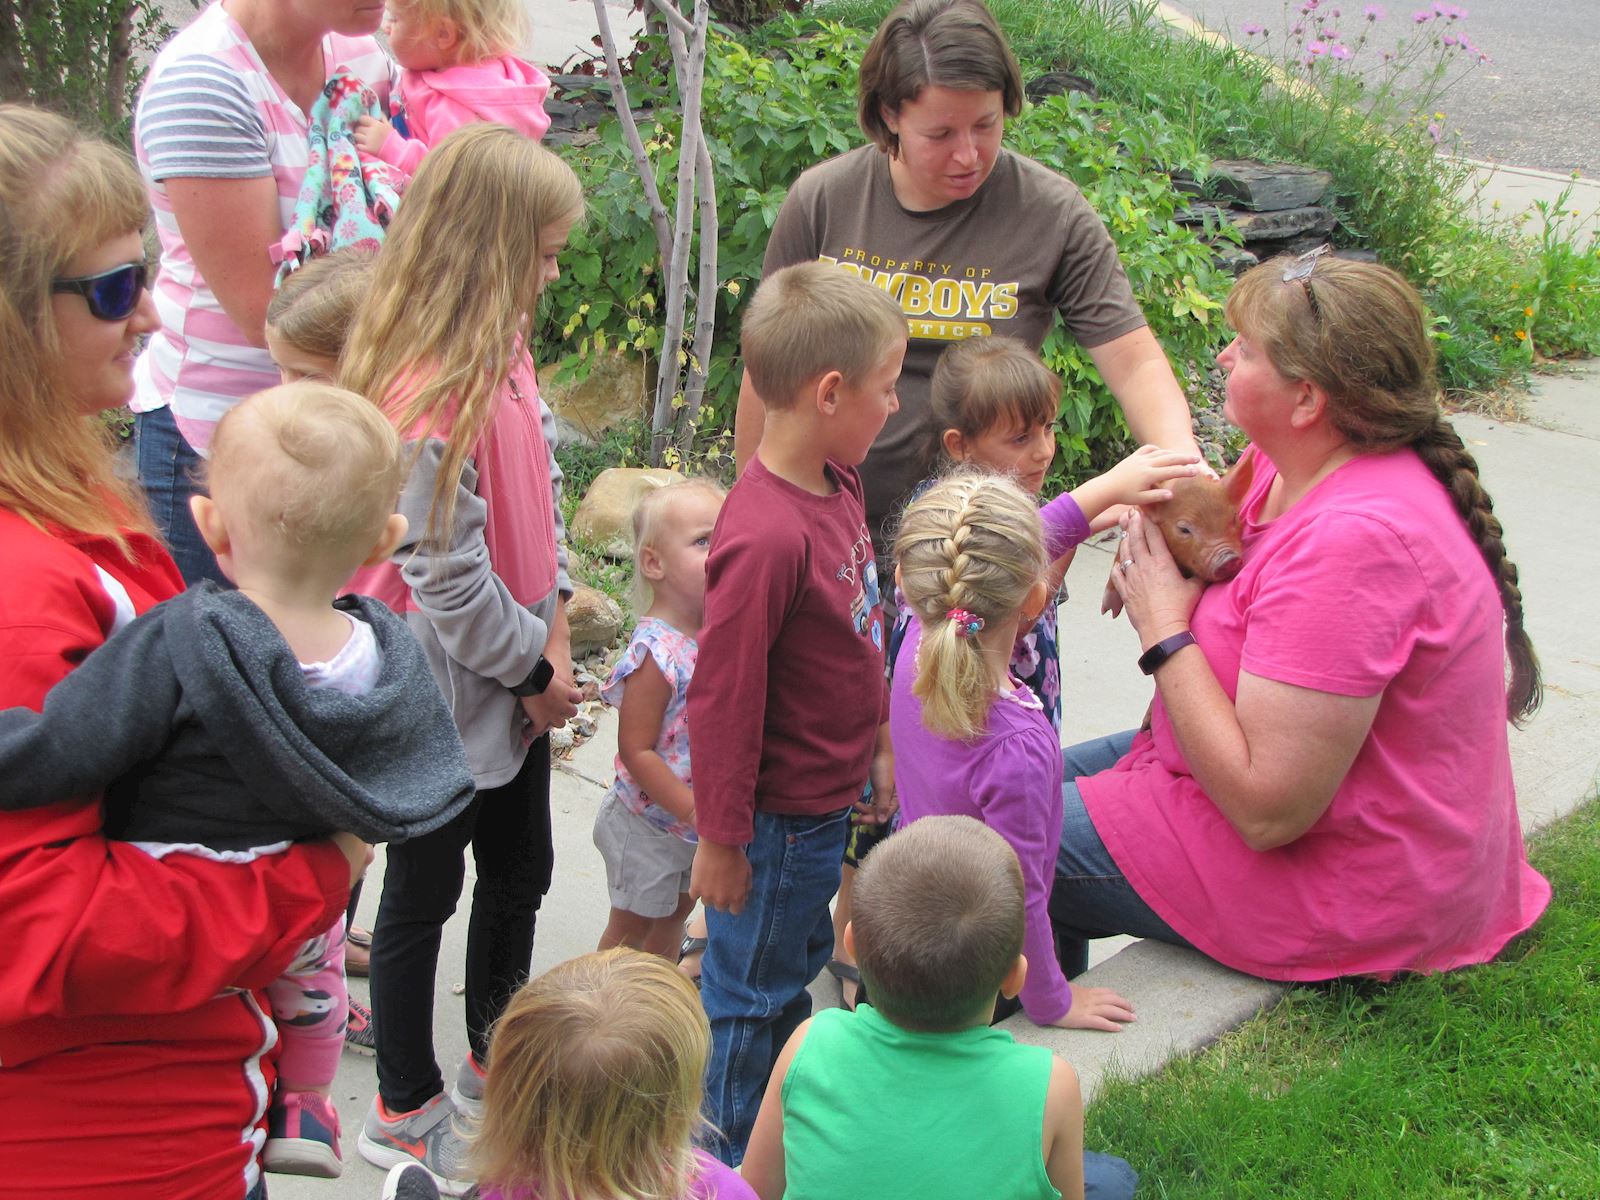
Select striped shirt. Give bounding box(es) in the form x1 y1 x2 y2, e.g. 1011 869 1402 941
131 3 394 452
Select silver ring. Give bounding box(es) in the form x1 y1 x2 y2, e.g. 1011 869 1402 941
1122 559 1134 570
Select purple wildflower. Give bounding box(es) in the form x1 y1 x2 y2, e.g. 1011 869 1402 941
1330 43 1352 58
1308 39 1328 54
1413 10 1431 21
1331 6 1342 15
1427 121 1442 143
1443 32 1458 44
1242 20 1265 34
1291 20 1305 35
1363 3 1385 18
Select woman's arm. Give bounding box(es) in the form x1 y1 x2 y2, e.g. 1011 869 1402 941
733 370 766 477
164 176 281 347
1088 326 1199 454
1113 509 1379 851
0 801 359 1023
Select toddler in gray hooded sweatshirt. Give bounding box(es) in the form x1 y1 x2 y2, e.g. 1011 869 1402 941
0 382 473 1178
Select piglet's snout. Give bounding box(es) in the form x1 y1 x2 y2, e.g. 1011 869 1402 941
1207 549 1243 582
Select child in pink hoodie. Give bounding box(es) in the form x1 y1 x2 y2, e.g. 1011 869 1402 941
354 0 550 175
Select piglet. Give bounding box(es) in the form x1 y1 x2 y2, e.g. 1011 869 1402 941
1100 453 1254 619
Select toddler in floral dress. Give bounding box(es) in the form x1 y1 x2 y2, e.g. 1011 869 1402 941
594 478 726 958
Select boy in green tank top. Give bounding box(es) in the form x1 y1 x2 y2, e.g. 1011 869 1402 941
740 816 1136 1200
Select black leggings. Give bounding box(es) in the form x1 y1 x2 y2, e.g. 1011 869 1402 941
370 738 554 1112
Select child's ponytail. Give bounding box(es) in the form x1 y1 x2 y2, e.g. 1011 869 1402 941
894 471 1046 740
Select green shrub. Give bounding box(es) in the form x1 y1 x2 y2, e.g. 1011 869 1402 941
0 0 172 140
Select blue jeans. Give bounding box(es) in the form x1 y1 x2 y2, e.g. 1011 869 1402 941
1085 1149 1140 1199
132 406 226 586
1050 730 1191 978
700 806 851 1166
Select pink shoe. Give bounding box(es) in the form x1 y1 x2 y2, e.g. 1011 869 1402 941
264 1090 342 1178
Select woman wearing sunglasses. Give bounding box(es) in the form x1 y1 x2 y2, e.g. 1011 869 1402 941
129 0 392 584
0 104 368 1200
1048 252 1550 988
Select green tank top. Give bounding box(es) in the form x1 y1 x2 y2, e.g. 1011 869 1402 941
780 1005 1060 1200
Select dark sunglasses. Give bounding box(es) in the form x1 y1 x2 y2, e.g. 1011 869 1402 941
51 261 149 321
1281 244 1330 322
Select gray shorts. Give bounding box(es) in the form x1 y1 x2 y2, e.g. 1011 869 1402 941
592 793 697 918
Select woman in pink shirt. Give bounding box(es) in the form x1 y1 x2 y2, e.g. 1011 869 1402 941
1049 253 1550 983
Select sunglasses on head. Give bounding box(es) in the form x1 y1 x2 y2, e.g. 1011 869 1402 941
1281 244 1331 322
51 261 149 321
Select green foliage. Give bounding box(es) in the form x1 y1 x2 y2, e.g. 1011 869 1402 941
0 0 172 141
1085 798 1600 1198
545 16 1237 482
814 0 1600 396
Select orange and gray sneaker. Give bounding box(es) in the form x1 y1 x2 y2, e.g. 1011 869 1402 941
357 1092 475 1197
448 1054 487 1120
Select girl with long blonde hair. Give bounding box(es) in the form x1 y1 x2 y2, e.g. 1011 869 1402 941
342 124 587 1194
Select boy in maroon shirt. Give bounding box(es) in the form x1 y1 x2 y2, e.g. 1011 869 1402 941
688 262 907 1164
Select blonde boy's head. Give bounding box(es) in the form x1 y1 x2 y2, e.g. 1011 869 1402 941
741 262 907 411
206 383 405 574
852 815 1026 1031
392 0 526 62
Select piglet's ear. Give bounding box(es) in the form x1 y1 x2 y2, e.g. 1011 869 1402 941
1223 446 1257 508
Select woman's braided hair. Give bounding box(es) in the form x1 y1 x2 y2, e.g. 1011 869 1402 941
893 469 1045 740
1227 256 1541 723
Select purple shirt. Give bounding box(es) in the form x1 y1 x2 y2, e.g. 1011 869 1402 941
481 1149 757 1200
887 493 1091 1025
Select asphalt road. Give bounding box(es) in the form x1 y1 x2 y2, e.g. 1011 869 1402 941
1163 0 1598 176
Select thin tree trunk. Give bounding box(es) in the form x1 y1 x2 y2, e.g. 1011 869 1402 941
673 106 718 452
590 0 673 266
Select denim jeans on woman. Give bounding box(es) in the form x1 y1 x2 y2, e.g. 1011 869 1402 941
700 805 852 1166
132 406 227 586
1049 730 1192 978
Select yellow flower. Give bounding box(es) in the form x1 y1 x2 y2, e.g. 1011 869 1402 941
1493 334 1502 342
726 280 741 296
1515 330 1528 341
1524 306 1534 317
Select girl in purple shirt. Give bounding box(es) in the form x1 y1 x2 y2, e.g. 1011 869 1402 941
890 467 1185 1031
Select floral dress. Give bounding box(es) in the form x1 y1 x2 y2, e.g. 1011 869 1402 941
600 617 698 842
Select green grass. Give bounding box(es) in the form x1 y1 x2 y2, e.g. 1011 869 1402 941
1085 799 1600 1199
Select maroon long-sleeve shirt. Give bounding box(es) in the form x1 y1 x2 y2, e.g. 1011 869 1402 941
688 457 890 846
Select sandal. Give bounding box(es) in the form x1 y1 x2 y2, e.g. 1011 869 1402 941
825 959 868 1012
345 926 372 978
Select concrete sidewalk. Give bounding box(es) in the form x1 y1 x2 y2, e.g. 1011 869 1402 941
282 360 1600 1198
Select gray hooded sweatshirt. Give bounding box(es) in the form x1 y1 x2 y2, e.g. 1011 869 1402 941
0 584 473 850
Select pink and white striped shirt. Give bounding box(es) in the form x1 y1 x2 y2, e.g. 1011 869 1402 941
131 3 394 453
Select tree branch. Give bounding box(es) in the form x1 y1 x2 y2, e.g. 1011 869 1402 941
674 48 718 451
590 0 673 266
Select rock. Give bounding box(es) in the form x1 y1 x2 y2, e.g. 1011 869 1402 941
1213 244 1260 276
1025 70 1099 101
1209 160 1333 212
567 583 625 658
1227 205 1337 243
571 466 683 557
541 350 649 448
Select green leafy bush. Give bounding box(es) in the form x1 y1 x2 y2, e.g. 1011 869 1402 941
544 16 1238 485
0 0 172 140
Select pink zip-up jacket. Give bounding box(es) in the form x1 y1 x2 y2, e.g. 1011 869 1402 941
376 54 551 174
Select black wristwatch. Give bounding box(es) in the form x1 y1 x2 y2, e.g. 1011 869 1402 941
509 656 555 696
1138 631 1197 676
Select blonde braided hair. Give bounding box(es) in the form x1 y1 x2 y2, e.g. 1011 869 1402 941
894 469 1045 740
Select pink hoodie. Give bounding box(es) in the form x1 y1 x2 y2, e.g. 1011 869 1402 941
377 54 551 174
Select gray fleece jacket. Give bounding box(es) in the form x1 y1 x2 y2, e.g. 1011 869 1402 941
0 584 474 850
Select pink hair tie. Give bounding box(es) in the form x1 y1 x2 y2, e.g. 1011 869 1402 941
947 608 984 638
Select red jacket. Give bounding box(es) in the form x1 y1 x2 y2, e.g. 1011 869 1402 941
0 509 351 1198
